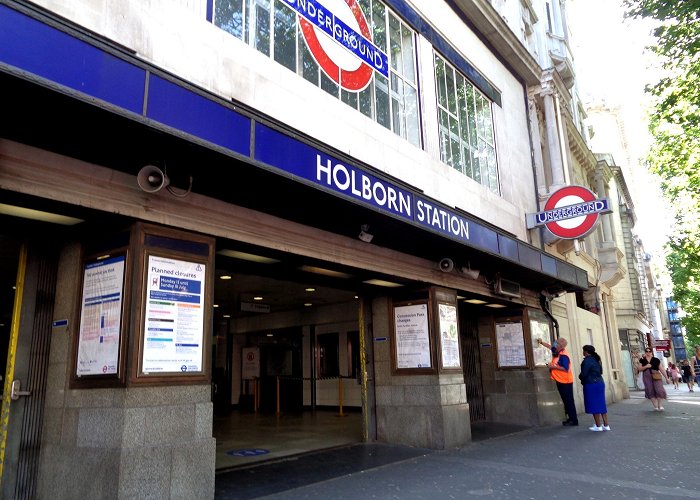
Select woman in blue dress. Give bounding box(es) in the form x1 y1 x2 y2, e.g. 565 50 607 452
579 345 610 432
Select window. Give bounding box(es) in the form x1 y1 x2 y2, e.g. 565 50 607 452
434 53 498 194
214 0 420 147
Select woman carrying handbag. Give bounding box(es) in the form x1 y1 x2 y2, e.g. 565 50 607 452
637 348 669 411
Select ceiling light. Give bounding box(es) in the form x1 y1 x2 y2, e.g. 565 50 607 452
464 299 487 304
485 303 507 308
223 314 231 318
300 265 353 279
0 203 83 225
304 302 313 307
253 296 264 301
363 279 403 287
219 275 232 280
217 249 280 264
305 287 316 292
213 304 219 308
266 333 274 337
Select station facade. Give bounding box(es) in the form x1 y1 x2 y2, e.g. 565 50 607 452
0 0 612 497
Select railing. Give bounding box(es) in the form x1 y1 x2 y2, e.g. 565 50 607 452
245 375 355 417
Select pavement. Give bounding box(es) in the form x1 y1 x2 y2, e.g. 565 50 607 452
216 384 700 499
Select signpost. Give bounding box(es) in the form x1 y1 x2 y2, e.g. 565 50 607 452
526 185 612 239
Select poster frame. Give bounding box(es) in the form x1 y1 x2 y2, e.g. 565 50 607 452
391 300 435 374
436 300 462 371
494 318 528 369
70 249 130 388
130 223 214 386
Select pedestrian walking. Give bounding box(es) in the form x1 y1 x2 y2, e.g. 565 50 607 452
538 337 578 426
681 359 695 392
579 345 610 431
669 362 681 390
636 348 669 410
692 346 700 387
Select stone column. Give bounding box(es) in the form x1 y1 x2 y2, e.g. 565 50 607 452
542 89 566 190
595 169 614 243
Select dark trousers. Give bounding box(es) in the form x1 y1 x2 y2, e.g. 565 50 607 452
556 382 578 423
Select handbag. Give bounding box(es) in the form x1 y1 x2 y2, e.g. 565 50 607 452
651 371 662 381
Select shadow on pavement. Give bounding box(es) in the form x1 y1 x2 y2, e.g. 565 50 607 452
215 443 432 499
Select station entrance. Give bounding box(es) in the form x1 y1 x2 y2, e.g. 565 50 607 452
210 244 372 469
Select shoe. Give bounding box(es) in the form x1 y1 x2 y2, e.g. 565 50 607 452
658 406 664 411
562 421 579 426
589 425 603 432
602 425 611 431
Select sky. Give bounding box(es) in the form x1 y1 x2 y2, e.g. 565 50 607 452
567 0 674 265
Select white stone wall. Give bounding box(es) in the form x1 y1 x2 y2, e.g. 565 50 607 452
31 0 538 239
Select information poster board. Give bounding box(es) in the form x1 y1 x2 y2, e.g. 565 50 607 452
242 347 260 380
439 304 460 368
394 303 431 369
77 255 126 376
495 321 526 367
141 255 206 374
530 314 553 366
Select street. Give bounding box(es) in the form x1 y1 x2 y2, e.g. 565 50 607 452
216 384 700 499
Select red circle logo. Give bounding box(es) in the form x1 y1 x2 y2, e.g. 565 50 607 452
543 186 600 239
299 0 374 91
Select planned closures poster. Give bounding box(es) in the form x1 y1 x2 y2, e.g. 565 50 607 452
77 255 126 376
143 255 205 374
394 303 431 369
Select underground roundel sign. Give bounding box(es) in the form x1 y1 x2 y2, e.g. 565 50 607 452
526 185 611 239
285 0 389 91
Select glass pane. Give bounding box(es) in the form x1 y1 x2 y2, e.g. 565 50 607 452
215 0 244 39
439 109 451 165
375 74 391 129
457 76 469 143
482 95 495 143
298 31 319 85
487 146 498 193
273 1 296 72
405 84 420 146
342 89 359 109
391 72 404 138
462 144 473 178
359 83 374 118
477 94 487 139
321 71 339 97
449 116 462 173
372 0 387 53
388 13 401 72
435 55 447 110
446 65 456 115
253 0 270 56
401 24 415 82
467 88 477 147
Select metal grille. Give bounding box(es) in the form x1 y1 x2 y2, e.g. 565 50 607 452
15 250 56 500
460 310 485 422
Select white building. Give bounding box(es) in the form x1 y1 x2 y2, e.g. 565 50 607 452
0 0 628 496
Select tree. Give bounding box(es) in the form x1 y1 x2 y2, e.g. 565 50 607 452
624 0 700 350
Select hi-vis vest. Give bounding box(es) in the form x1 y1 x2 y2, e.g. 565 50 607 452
551 348 574 383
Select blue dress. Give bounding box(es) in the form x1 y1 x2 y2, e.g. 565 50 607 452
579 356 607 414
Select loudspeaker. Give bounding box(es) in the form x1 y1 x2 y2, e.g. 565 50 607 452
438 258 454 273
137 165 170 193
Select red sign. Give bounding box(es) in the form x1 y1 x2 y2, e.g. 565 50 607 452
297 0 378 91
526 185 611 239
653 339 671 351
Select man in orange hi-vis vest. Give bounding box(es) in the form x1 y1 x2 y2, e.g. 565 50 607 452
538 337 578 426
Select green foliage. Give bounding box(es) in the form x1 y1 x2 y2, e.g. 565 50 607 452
625 0 700 350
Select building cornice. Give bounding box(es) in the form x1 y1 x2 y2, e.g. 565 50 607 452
448 0 543 86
